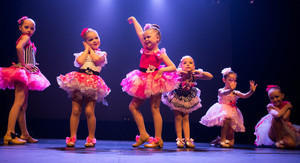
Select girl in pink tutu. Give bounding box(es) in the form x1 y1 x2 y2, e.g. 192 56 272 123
121 16 179 148
0 16 50 145
200 67 257 147
57 28 110 147
254 85 300 149
162 56 213 148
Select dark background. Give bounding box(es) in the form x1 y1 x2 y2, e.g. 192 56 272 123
0 0 299 144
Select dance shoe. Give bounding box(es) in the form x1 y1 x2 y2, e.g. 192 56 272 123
3 133 26 145
20 135 38 143
132 134 150 147
85 137 96 147
220 140 230 148
185 138 195 148
176 138 185 148
66 136 76 147
144 137 163 148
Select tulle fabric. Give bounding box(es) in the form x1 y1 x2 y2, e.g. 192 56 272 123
0 66 50 91
57 71 110 105
200 103 245 132
254 114 300 147
162 87 202 114
121 69 180 99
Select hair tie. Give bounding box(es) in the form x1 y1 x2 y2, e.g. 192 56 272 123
17 16 28 24
221 67 232 76
266 85 279 92
143 24 152 31
81 28 89 38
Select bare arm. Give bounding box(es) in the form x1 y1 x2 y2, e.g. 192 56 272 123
154 53 176 80
194 69 213 80
236 80 257 99
128 16 144 47
76 42 90 66
16 35 30 67
89 50 106 64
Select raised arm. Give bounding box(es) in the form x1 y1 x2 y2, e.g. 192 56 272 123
236 80 257 99
154 53 176 80
16 35 30 67
76 42 90 66
128 16 144 47
193 69 213 80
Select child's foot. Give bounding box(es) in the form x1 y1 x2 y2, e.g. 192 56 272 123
132 134 150 147
85 137 96 147
144 137 163 148
220 140 230 148
176 138 185 148
20 135 38 143
275 140 284 148
185 138 195 148
66 136 76 147
3 133 26 145
210 136 221 146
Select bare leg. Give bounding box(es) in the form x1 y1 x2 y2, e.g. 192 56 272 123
150 94 163 138
282 135 296 149
129 97 147 136
18 88 29 137
70 93 83 138
182 113 190 140
5 82 27 137
269 118 283 142
174 110 183 139
221 118 231 142
85 97 96 139
226 127 235 147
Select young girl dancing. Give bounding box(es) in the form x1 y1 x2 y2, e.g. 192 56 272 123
254 85 300 149
121 16 179 148
0 16 50 144
200 67 257 147
162 56 213 148
57 28 110 147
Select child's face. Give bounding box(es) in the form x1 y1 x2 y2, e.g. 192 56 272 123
223 73 237 88
268 88 284 106
85 31 100 50
180 58 195 72
19 19 35 37
143 29 159 49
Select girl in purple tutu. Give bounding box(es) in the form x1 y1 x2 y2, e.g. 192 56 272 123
57 28 110 147
0 16 50 145
200 67 257 147
162 56 213 148
254 85 300 149
121 16 179 148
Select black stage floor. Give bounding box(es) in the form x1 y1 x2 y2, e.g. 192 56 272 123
0 139 300 163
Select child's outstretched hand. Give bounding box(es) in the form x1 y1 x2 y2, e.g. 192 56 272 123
128 16 136 24
249 80 258 92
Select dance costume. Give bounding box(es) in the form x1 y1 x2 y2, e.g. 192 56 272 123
57 50 110 105
0 35 50 91
254 101 300 147
162 77 202 114
121 48 179 99
200 89 245 132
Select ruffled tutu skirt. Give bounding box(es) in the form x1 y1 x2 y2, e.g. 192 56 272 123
120 70 180 99
254 114 300 147
200 103 245 132
0 66 50 91
57 71 111 105
162 87 201 114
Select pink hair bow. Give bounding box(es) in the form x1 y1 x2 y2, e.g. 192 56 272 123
148 137 159 144
86 137 97 144
266 85 279 92
17 16 28 24
143 23 152 31
81 28 89 38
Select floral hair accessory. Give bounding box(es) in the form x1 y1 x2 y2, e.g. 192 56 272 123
266 85 280 92
17 16 28 24
143 23 152 31
81 28 89 38
221 67 232 76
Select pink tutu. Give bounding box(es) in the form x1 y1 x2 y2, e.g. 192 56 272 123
254 114 300 147
57 71 110 105
0 66 50 91
121 69 180 99
200 102 245 132
162 87 201 114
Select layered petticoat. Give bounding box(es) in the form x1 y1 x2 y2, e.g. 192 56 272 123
57 71 110 105
162 87 201 114
0 65 50 91
120 69 180 99
254 114 300 147
200 103 245 132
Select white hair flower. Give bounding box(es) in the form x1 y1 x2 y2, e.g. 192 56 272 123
221 67 232 76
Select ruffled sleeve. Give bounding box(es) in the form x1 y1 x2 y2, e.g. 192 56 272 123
73 52 83 68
